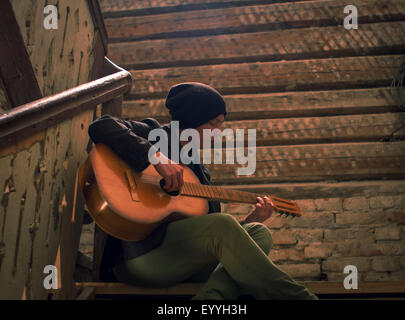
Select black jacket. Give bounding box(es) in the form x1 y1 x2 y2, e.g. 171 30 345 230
87 114 221 281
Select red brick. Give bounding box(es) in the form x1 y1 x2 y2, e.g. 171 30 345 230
373 241 405 256
294 199 315 213
400 256 405 269
386 211 405 224
289 211 334 228
270 248 305 262
374 225 401 240
324 228 373 242
371 256 400 272
343 197 369 212
368 196 395 209
314 198 342 213
363 272 392 281
304 244 333 259
271 229 297 245
364 270 405 282
322 257 370 273
335 211 385 225
278 263 320 279
294 228 324 242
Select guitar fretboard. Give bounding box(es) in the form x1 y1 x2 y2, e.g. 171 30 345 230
180 181 262 204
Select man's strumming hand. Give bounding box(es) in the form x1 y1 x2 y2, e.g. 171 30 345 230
152 152 184 192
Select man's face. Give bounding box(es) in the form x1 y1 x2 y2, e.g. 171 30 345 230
195 113 225 146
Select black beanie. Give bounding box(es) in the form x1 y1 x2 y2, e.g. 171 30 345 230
165 82 227 129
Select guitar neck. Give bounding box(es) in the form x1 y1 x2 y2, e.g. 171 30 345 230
180 182 262 204
179 181 302 217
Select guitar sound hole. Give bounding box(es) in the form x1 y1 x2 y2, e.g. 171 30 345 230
159 179 180 196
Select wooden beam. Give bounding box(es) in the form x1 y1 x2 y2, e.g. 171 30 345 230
100 0 308 17
0 0 42 108
75 281 405 296
204 141 405 184
128 55 404 99
108 21 405 69
76 287 97 300
222 112 405 146
87 0 109 54
122 87 399 122
90 32 106 81
104 0 405 42
221 180 405 200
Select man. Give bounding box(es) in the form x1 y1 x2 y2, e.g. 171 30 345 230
88 82 318 300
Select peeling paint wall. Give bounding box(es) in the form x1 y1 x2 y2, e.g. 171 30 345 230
10 0 96 96
0 0 100 299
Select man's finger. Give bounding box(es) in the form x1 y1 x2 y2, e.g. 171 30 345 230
164 176 173 190
171 174 179 191
177 170 184 188
264 197 272 206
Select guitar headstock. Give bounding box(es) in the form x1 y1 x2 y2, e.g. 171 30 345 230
268 195 302 217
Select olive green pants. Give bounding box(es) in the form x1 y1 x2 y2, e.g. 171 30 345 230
113 212 318 300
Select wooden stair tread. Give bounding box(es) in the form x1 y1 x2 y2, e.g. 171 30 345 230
76 281 405 296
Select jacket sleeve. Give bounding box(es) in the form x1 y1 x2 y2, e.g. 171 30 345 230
88 114 160 172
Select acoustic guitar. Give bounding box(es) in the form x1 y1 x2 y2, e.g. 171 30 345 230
79 143 302 241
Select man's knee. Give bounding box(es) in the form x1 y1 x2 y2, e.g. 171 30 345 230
244 222 273 254
211 213 240 229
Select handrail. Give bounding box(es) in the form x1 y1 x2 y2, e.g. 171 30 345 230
0 57 132 141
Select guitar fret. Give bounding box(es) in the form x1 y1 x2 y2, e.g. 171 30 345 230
202 184 209 198
184 182 192 196
190 182 197 196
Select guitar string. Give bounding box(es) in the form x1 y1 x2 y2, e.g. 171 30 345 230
128 172 298 214
135 173 253 202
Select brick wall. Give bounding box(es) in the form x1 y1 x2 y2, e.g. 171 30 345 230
222 193 405 282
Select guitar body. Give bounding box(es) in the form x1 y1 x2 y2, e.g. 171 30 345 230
79 143 209 241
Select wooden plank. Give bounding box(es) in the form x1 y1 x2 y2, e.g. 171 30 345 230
203 141 405 184
109 21 405 69
75 281 405 295
110 21 405 69
0 0 42 107
221 179 405 200
76 287 96 300
104 0 405 42
100 0 307 16
87 0 109 54
304 281 405 295
122 87 399 122
223 112 405 146
128 55 404 99
51 109 95 300
92 225 107 281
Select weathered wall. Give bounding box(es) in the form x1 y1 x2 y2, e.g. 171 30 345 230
0 0 100 299
10 0 97 96
84 0 405 284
